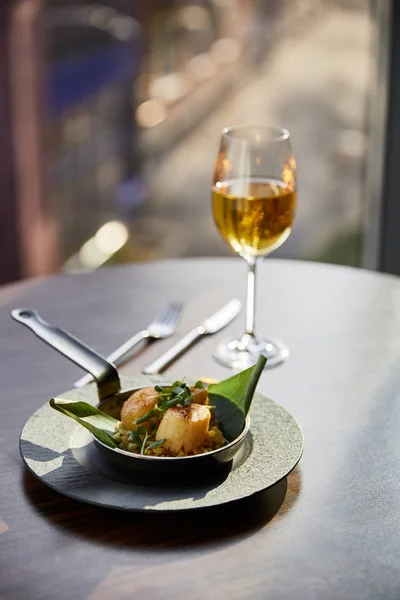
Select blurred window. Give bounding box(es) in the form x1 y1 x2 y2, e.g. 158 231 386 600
11 0 373 273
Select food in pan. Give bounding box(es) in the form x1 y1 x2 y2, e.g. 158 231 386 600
113 382 224 456
49 354 266 460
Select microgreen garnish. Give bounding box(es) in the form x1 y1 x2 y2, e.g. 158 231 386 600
129 426 165 454
147 438 166 450
137 426 148 454
136 408 158 424
194 380 204 388
129 430 143 448
135 381 194 428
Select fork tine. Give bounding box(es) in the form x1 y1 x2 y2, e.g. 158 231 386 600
153 304 172 323
164 302 182 325
74 302 183 388
153 302 182 326
164 306 182 327
154 304 175 325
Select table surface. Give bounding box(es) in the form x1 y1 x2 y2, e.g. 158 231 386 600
1 257 400 600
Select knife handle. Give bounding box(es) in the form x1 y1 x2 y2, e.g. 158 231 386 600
142 327 204 374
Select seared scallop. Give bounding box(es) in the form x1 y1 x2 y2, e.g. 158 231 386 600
155 403 211 454
190 386 208 405
120 387 159 431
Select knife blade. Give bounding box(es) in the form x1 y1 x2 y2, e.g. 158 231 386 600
142 298 241 374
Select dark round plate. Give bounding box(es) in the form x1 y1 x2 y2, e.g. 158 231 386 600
19 375 304 512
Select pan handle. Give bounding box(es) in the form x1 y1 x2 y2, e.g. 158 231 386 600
11 308 121 400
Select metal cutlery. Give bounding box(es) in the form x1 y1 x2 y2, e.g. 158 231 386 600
142 298 241 375
74 302 183 387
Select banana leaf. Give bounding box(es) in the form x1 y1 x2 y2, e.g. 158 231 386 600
208 354 267 441
49 398 118 448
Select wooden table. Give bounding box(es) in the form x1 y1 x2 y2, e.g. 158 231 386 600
1 257 400 600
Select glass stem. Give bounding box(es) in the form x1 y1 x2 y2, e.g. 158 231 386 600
245 258 257 338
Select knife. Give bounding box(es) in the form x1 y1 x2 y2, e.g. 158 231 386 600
142 298 241 374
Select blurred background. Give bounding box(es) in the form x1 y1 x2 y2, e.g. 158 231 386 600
1 0 373 284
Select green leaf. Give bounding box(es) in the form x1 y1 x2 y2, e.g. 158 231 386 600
165 397 182 408
194 380 204 388
136 408 157 424
49 398 118 448
208 354 267 441
129 430 142 447
147 438 166 450
140 430 148 454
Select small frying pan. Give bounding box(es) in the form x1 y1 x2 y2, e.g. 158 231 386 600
11 308 138 416
12 308 250 478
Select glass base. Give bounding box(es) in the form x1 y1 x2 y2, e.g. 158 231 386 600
213 333 289 370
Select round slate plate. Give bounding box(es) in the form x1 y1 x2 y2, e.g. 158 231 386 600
20 375 303 512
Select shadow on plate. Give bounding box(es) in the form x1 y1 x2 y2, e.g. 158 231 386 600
22 464 302 553
20 439 234 502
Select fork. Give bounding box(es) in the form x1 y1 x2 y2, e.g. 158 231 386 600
73 302 183 388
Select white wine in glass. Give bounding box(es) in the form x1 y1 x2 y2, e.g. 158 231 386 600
212 125 297 369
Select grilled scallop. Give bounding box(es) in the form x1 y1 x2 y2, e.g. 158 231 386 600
120 387 159 431
155 403 211 454
190 386 208 405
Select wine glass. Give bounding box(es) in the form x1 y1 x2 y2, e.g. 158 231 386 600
211 125 297 369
